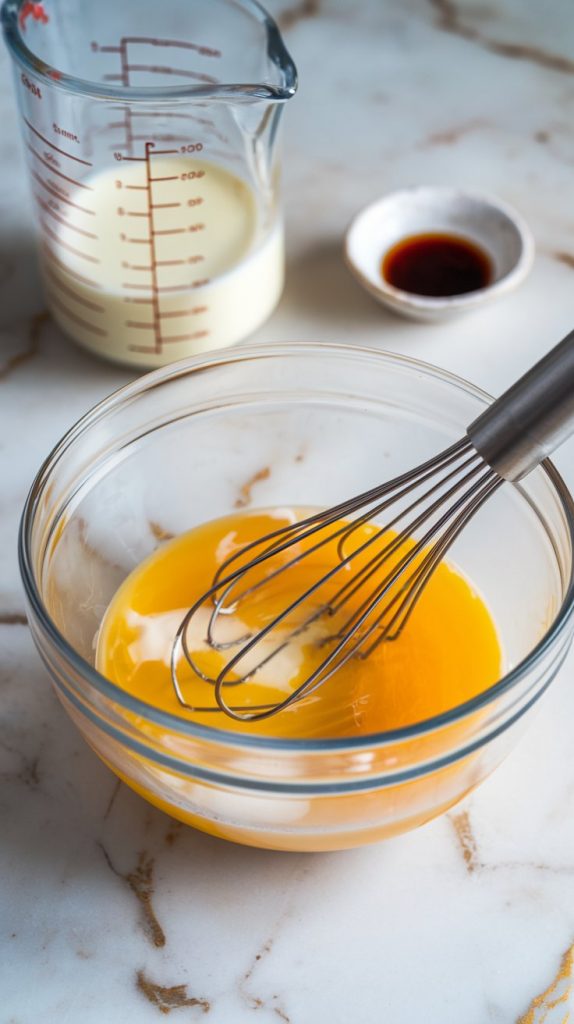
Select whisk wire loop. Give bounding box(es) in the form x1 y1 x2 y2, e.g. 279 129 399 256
207 443 483 651
171 437 503 721
210 467 500 720
169 328 574 720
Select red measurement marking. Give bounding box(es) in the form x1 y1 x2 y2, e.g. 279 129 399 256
31 171 95 215
28 144 94 190
144 140 162 353
120 156 146 162
44 264 105 312
40 219 100 264
120 36 221 59
125 185 147 191
21 72 42 98
158 283 207 293
124 282 206 295
126 135 188 146
130 110 217 127
126 264 152 271
125 64 219 85
162 331 209 344
118 107 227 142
123 296 153 304
103 75 124 82
123 106 134 157
162 113 227 144
50 293 107 337
35 195 98 239
125 109 214 123
159 306 207 318
42 243 102 288
119 37 129 88
24 117 92 166
128 331 209 354
91 31 213 354
19 2 48 31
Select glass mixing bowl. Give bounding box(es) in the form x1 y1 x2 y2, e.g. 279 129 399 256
20 343 574 851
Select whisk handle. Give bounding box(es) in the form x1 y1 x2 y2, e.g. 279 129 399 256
467 329 574 481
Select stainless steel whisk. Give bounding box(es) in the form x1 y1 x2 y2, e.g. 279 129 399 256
171 331 574 721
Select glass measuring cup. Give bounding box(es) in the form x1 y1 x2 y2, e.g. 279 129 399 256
1 0 297 368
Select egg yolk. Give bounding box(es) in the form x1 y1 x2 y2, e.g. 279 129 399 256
96 507 502 739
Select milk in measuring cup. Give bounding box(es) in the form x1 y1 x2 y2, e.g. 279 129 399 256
40 157 283 367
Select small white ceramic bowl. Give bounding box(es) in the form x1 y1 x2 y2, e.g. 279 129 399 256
344 186 535 322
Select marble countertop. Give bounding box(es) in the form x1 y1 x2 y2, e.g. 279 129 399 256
2 0 574 1021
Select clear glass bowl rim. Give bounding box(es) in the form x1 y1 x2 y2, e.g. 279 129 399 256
19 341 574 752
1 0 298 102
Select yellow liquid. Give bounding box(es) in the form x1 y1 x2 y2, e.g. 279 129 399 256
96 508 502 740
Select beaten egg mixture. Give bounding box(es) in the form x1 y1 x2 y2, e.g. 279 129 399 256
96 507 501 738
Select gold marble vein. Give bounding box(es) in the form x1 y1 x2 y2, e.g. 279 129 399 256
164 819 184 846
278 0 320 32
241 938 274 1009
149 521 175 543
419 118 488 148
0 309 49 381
103 777 121 821
516 942 574 1024
234 466 271 509
273 1005 291 1023
429 0 574 76
238 925 292 1022
0 734 41 791
553 252 574 271
0 612 27 626
98 844 166 948
136 970 210 1015
450 809 479 874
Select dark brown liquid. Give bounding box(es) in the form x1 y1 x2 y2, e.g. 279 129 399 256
382 232 492 297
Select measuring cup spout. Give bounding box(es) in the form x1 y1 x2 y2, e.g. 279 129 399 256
1 0 297 103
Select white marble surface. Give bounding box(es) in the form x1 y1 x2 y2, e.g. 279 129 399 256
2 1 574 1021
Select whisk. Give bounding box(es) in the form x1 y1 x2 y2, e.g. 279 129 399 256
171 330 574 721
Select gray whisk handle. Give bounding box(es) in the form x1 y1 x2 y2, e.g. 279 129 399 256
467 329 574 481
